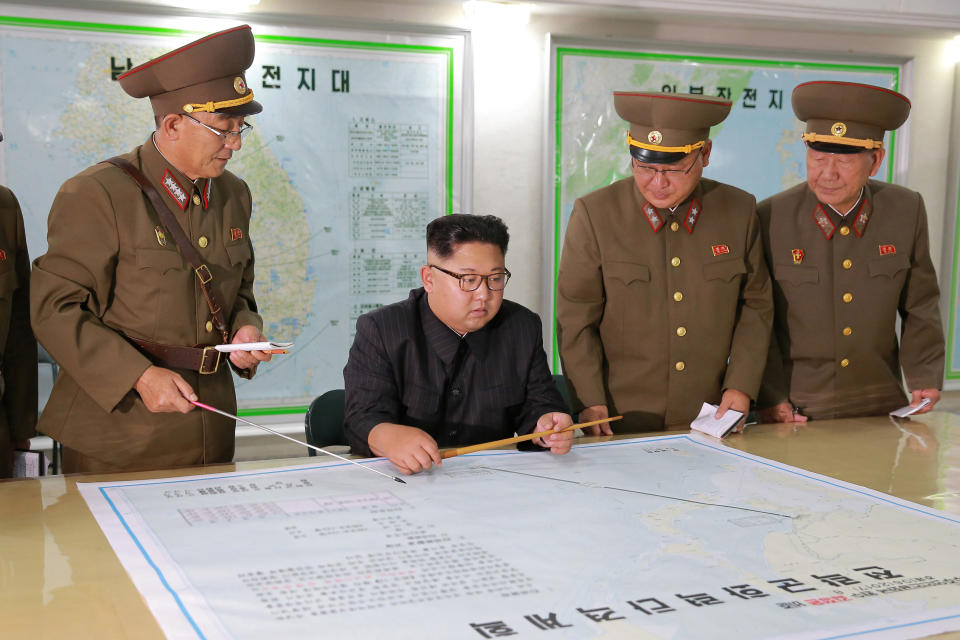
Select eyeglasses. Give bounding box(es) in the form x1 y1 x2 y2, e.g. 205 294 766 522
429 264 511 291
632 148 702 181
184 114 253 143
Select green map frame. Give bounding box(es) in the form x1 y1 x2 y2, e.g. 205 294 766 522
946 155 960 379
549 44 902 371
0 14 460 417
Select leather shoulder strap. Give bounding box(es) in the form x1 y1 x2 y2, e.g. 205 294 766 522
103 156 230 343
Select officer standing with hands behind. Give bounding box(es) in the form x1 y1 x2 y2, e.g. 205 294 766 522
31 25 273 473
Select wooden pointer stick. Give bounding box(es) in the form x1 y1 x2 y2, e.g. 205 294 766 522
440 416 622 459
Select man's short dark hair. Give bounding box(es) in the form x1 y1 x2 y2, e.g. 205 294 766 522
426 214 509 258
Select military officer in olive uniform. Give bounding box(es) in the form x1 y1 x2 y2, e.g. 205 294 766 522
557 91 773 433
758 81 944 422
0 132 38 476
31 26 272 473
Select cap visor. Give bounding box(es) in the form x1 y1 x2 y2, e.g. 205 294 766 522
806 141 869 155
629 146 687 165
216 99 262 116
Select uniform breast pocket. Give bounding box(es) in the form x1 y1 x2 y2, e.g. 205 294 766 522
774 264 820 285
601 262 651 353
868 254 909 279
218 240 252 305
702 257 746 283
134 248 185 337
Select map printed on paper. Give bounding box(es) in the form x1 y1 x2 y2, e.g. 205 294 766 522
79 436 960 640
0 19 458 410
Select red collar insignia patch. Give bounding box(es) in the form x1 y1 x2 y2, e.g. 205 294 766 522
683 198 701 233
641 201 664 233
852 198 872 237
812 204 836 240
161 169 188 211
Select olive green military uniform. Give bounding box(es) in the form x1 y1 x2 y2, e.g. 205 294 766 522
0 186 37 477
558 90 773 431
31 138 260 471
758 181 943 418
758 80 944 419
30 25 264 472
558 177 772 430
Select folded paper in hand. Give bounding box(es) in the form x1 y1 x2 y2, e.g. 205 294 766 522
889 397 932 418
215 341 293 353
690 402 743 439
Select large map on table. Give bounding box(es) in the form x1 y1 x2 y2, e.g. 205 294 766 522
0 16 461 412
79 435 960 639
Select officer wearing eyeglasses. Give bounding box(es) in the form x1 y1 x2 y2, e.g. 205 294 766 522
557 91 773 433
344 214 574 475
31 26 271 473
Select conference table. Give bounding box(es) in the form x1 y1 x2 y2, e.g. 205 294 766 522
2 412 959 639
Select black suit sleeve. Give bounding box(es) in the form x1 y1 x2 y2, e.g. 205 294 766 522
515 314 567 438
343 313 401 456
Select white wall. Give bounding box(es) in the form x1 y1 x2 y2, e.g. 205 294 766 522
5 0 959 331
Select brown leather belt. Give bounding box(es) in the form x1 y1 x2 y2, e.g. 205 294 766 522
126 335 222 375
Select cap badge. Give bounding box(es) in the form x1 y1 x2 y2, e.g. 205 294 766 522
879 244 896 256
233 76 247 95
231 228 243 241
647 130 663 145
831 122 847 137
792 249 804 264
155 226 167 247
711 244 729 257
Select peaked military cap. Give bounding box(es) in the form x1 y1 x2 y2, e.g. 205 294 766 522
614 91 732 164
118 24 262 117
793 81 909 154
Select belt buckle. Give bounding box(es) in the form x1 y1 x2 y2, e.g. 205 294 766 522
200 346 221 374
195 264 213 284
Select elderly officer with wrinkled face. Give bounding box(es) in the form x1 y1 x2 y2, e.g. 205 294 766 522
757 81 944 423
31 25 272 473
557 91 773 434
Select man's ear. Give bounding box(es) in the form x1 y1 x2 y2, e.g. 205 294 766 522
700 140 713 168
157 114 183 142
868 148 885 177
421 264 434 292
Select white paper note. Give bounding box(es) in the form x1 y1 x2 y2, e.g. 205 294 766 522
889 397 932 418
690 402 743 439
215 341 294 352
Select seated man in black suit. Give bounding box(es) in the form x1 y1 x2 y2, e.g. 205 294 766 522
344 214 573 475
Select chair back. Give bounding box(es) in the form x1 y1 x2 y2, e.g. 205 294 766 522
304 389 347 454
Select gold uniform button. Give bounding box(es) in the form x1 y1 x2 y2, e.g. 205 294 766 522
840 358 850 368
670 221 679 232
675 361 685 371
842 292 853 303
671 257 681 267
192 194 201 206
676 326 686 337
842 259 852 269
205 320 214 333
198 236 209 248
839 226 850 236
673 291 683 302
842 326 852 336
